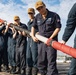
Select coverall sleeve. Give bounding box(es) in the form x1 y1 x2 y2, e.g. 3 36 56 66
55 13 62 28
62 3 76 42
0 25 5 33
32 17 38 29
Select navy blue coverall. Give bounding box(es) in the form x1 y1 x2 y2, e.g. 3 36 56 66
0 25 5 67
7 29 16 67
26 20 38 68
62 3 76 75
0 25 8 68
33 9 61 75
15 22 27 70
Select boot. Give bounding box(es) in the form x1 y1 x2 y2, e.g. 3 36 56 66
2 65 10 72
10 66 16 74
0 66 1 72
26 67 32 75
13 67 20 74
32 67 38 75
21 68 25 75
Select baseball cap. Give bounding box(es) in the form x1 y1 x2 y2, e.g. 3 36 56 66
35 1 45 9
28 8 35 14
14 16 20 21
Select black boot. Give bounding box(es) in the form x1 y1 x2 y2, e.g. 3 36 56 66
0 66 1 72
10 66 16 74
21 68 25 75
32 67 38 75
13 67 20 74
26 67 32 75
2 65 10 72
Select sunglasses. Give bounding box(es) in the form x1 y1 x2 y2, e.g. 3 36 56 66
37 6 43 11
28 13 33 14
15 19 20 21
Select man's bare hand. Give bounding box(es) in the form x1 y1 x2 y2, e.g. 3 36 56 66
32 36 38 42
59 40 66 44
18 31 22 35
22 31 27 36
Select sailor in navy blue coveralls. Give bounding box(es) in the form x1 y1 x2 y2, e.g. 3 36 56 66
0 24 9 72
12 16 27 75
61 3 76 75
31 1 61 75
26 8 38 75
